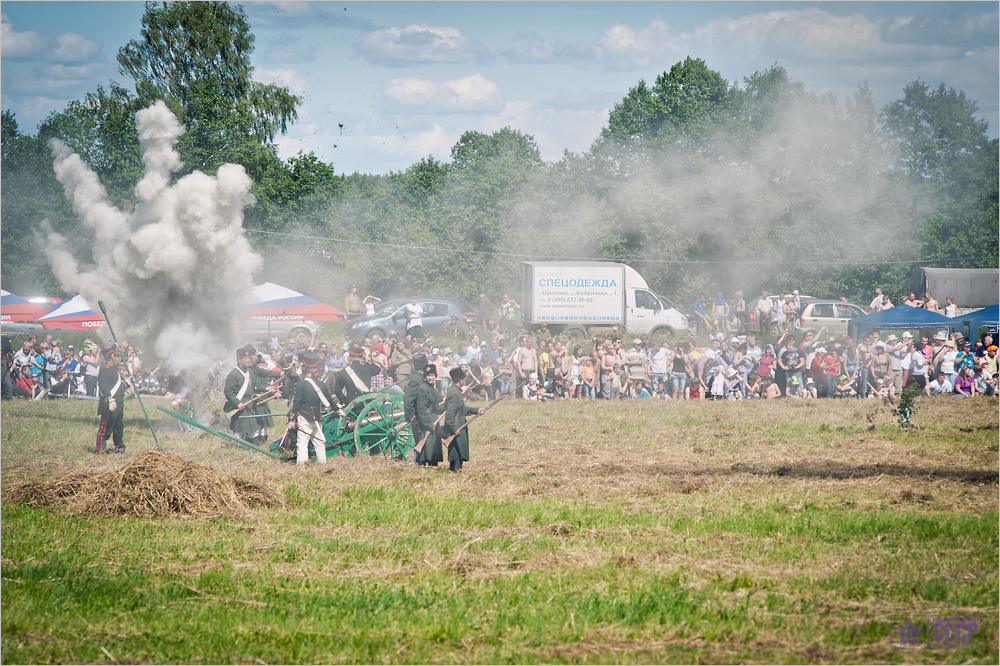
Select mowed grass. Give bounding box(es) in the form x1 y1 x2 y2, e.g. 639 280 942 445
2 394 997 664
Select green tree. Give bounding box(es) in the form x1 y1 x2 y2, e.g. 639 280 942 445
117 0 302 223
37 82 143 208
118 1 299 145
882 80 998 268
1 112 75 295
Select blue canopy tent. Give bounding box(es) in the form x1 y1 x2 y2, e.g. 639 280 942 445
961 305 999 342
848 305 956 342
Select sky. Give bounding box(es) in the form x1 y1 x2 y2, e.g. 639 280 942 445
2 1 998 176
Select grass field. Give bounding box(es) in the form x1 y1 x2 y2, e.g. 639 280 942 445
2 393 997 664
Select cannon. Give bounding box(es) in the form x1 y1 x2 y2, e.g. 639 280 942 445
156 386 414 462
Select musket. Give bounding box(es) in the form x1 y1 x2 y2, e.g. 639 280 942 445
98 300 160 450
234 396 284 419
225 386 280 419
441 394 505 449
413 410 447 454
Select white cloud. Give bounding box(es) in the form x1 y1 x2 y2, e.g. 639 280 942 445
504 32 557 64
366 124 454 162
383 74 503 113
354 24 489 66
593 17 679 69
52 32 100 62
265 40 318 64
1 14 99 62
1 14 47 58
257 68 310 95
479 101 608 161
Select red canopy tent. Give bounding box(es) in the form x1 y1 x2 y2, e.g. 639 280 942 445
1 290 51 322
251 283 345 322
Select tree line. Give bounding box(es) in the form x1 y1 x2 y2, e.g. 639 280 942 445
2 2 997 311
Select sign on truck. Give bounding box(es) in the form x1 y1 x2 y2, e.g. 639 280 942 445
521 261 687 338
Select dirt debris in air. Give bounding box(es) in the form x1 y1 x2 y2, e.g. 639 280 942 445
4 450 284 519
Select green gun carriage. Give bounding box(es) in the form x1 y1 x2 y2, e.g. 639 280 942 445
157 387 415 462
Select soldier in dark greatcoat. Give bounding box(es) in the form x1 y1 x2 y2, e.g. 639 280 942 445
414 363 445 467
224 346 282 444
96 344 129 454
333 343 382 407
443 366 485 472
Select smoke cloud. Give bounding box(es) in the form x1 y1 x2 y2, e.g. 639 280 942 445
40 100 262 373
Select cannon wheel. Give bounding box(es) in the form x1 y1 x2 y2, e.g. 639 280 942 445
354 393 413 460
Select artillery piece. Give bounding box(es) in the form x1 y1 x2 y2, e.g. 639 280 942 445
157 387 414 462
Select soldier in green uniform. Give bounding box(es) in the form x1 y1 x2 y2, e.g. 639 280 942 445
224 346 283 444
443 366 485 472
403 353 427 465
414 362 444 467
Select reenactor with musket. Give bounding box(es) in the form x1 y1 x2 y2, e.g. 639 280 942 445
332 343 383 406
404 354 445 467
442 366 485 472
288 351 339 464
224 345 283 445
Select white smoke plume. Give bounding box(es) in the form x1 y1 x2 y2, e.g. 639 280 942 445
39 100 262 374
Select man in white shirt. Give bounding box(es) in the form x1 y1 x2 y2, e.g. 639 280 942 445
745 335 762 363
755 291 774 335
404 296 424 339
649 340 672 389
869 289 884 312
925 371 953 396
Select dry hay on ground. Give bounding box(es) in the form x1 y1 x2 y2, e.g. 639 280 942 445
3 450 284 519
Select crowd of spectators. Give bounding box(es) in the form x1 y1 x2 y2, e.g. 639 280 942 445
2 333 173 400
3 286 994 405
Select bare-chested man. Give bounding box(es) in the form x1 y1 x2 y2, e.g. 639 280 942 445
516 337 538 396
923 291 940 313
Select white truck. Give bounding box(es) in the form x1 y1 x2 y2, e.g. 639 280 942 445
520 261 687 339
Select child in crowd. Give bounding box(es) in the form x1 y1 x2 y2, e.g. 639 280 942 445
581 358 596 399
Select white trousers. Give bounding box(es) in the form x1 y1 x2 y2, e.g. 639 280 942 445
296 415 327 464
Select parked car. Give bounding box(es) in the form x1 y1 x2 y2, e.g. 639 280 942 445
746 294 816 335
343 298 479 341
798 300 867 336
241 319 320 348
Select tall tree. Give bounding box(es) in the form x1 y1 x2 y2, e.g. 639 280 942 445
118 1 299 146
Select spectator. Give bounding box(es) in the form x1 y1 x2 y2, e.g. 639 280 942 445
624 339 647 395
649 340 672 393
908 342 929 388
670 342 691 400
869 288 885 312
953 366 975 396
973 363 996 396
498 294 520 332
692 294 712 334
404 295 424 339
778 336 805 397
923 291 940 313
581 358 596 399
869 342 890 391
516 337 539 397
363 294 382 317
733 290 747 329
711 293 729 331
756 344 777 381
344 285 363 319
756 290 774 334
925 370 953 396
944 296 957 318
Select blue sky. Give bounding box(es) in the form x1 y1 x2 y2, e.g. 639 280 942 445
3 1 997 175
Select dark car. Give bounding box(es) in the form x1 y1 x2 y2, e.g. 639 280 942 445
343 298 479 340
